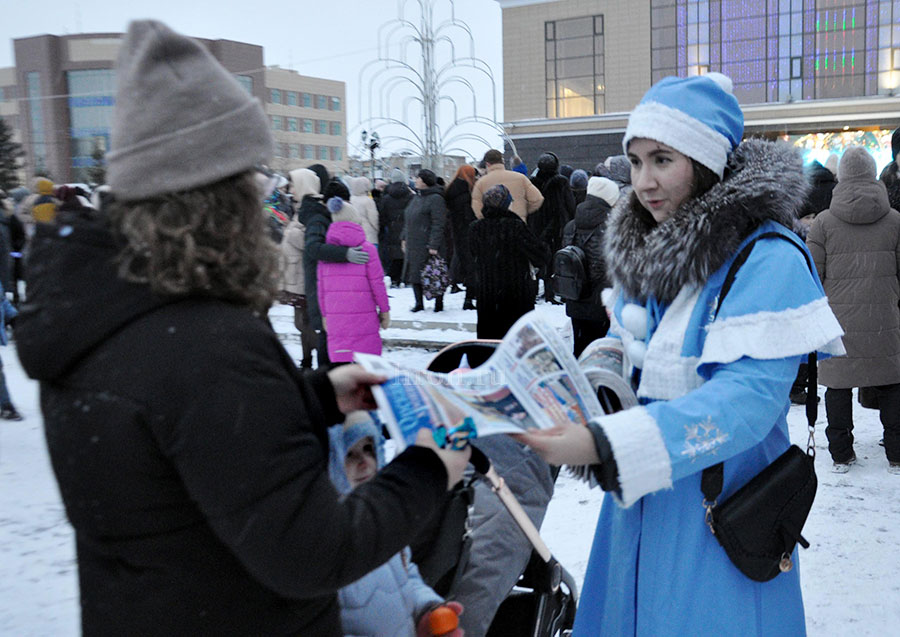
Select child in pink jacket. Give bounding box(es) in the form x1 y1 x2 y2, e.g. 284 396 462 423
317 220 391 362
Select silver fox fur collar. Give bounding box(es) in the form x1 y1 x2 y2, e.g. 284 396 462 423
603 139 808 304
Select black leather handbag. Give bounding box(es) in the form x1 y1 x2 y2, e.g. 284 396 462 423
701 233 819 582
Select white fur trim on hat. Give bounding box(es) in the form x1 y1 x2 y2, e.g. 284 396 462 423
623 101 733 179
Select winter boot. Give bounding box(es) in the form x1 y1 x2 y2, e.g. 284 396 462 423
832 454 856 474
434 295 444 313
411 284 425 312
0 404 23 421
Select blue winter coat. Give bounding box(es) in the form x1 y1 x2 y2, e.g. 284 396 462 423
576 140 845 636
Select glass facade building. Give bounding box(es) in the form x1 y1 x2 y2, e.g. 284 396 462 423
651 0 900 104
545 15 606 117
67 69 116 182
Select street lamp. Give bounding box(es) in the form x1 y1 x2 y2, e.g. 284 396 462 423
361 130 380 180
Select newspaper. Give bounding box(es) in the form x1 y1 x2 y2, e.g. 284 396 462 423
355 310 638 450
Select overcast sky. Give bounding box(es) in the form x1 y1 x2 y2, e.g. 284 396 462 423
2 0 505 159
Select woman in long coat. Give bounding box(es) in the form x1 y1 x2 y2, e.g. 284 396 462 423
402 169 447 312
468 185 548 339
807 146 900 473
444 164 477 310
516 73 844 635
378 169 412 287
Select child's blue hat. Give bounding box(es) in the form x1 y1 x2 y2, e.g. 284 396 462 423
622 72 744 179
327 415 385 494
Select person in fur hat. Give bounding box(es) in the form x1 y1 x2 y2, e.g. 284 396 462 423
13 20 470 637
516 72 844 635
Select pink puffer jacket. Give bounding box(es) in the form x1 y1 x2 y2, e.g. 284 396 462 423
317 221 390 362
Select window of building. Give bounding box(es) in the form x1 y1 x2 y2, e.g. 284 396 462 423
0 86 14 101
318 145 329 160
303 118 313 133
331 147 343 161
544 15 605 117
316 120 328 135
331 96 341 111
289 143 301 159
234 75 253 94
287 91 298 106
331 121 342 136
303 144 314 159
66 69 118 181
287 117 299 132
271 115 282 130
316 94 328 109
303 92 311 107
270 88 281 104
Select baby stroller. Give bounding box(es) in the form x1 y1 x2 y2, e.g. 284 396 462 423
411 340 578 637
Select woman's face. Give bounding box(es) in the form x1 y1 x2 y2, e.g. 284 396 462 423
415 176 427 190
627 138 695 224
344 437 377 489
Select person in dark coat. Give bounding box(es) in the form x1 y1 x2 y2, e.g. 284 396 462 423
562 175 618 357
530 152 576 304
13 20 471 637
468 184 549 339
444 164 477 310
879 127 900 212
301 165 370 367
569 168 589 206
402 169 447 312
378 168 412 287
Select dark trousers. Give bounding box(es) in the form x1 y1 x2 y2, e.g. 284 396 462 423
292 306 316 368
825 384 900 463
571 317 610 359
413 283 442 311
387 259 403 286
316 330 331 367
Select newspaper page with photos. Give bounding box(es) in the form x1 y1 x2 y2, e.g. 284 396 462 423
355 311 637 450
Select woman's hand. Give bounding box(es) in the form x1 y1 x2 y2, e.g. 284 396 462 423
326 365 387 414
511 423 600 466
428 248 438 256
414 428 471 490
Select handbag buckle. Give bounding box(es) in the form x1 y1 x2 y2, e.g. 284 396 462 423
807 424 816 459
702 498 716 534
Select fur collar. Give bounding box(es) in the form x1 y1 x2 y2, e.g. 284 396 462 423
603 139 808 304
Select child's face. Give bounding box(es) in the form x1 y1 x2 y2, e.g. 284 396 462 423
345 437 377 488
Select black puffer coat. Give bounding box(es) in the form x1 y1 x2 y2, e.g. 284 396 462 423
444 177 476 286
562 194 611 321
880 160 900 213
469 206 548 339
402 185 447 285
14 214 447 637
799 161 837 218
299 195 345 331
529 172 576 256
377 181 412 262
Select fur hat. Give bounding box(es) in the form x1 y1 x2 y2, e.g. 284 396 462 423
107 20 272 201
587 176 619 207
482 184 512 211
623 72 743 179
537 152 559 174
837 146 876 182
390 168 407 184
417 169 437 188
569 169 589 190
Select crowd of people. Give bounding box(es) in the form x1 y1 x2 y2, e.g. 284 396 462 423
3 17 900 637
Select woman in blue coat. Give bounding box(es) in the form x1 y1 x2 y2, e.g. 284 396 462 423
517 73 845 635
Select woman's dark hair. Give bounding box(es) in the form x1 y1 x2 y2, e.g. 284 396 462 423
323 178 350 202
107 170 279 314
417 169 437 187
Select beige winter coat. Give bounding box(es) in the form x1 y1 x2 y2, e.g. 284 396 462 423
807 178 900 388
280 219 306 295
349 177 379 244
471 163 544 222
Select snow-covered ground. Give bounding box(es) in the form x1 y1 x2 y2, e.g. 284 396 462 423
1 287 898 635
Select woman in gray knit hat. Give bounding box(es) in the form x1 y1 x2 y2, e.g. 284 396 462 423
14 20 469 637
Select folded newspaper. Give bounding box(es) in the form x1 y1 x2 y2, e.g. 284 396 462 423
355 311 637 450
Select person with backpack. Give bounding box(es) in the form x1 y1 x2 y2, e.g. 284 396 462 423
557 175 619 357
515 73 844 635
468 184 548 339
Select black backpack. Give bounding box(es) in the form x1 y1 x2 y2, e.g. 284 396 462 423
553 226 595 300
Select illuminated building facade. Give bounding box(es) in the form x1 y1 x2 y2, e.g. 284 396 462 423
497 0 900 171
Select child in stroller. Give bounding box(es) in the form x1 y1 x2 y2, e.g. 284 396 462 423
328 412 464 637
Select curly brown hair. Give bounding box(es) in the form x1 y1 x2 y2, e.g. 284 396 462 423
107 171 279 313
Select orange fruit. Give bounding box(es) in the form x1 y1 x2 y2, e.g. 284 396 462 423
428 605 458 635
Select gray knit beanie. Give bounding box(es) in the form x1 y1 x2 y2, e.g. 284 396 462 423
107 20 272 201
837 146 876 182
390 168 407 184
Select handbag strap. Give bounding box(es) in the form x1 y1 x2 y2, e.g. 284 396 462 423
702 231 818 517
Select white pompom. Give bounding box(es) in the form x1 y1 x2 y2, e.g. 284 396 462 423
621 303 648 340
626 340 647 369
704 72 734 95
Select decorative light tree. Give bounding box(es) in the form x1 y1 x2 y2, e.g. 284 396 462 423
353 0 515 172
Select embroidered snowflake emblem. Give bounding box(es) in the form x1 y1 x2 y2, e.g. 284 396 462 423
681 416 729 461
